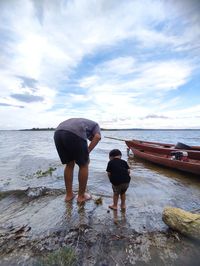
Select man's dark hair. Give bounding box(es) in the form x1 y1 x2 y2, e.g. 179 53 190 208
109 149 122 157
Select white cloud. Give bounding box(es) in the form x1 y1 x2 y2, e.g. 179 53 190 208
133 60 193 91
80 57 193 100
96 57 137 76
0 0 200 129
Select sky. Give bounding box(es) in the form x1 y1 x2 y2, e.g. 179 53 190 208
0 0 200 130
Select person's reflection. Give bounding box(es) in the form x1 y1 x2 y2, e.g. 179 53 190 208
77 203 86 224
65 201 73 221
113 209 118 224
65 201 88 226
121 209 126 224
111 209 126 225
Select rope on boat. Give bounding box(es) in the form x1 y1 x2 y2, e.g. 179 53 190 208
104 136 127 141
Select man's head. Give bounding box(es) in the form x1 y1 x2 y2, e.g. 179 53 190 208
109 149 122 160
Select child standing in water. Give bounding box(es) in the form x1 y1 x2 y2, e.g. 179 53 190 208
106 149 131 210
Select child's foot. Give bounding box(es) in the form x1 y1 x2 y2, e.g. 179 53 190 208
109 205 118 210
77 192 92 203
65 194 75 202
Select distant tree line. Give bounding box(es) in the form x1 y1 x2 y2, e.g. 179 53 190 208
20 127 200 131
20 127 55 131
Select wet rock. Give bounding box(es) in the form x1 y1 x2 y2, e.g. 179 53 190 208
162 206 200 240
84 229 98 245
25 186 48 198
1 189 200 265
64 231 77 241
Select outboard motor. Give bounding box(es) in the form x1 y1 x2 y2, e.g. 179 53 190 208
170 151 188 161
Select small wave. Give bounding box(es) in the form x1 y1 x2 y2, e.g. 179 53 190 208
0 187 65 200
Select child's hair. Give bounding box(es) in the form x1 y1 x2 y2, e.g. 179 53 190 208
109 149 122 158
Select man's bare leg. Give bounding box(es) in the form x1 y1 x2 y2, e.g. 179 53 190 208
64 161 75 201
77 163 91 203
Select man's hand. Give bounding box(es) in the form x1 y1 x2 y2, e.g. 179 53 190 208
88 133 101 153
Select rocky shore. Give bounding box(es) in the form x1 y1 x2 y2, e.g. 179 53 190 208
0 187 200 265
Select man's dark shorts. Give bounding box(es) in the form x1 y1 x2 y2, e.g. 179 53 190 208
54 130 89 166
112 183 129 195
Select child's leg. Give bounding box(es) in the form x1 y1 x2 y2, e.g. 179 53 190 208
120 183 129 210
109 193 119 210
120 192 126 210
113 193 119 208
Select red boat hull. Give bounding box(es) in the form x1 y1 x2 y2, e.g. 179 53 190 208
125 139 200 160
128 147 200 175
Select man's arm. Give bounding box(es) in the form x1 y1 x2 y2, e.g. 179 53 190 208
88 133 101 153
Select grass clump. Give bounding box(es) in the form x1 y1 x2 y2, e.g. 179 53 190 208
35 247 77 266
36 167 56 178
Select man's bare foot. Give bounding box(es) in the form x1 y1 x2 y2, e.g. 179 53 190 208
77 192 92 203
65 194 75 202
109 205 118 210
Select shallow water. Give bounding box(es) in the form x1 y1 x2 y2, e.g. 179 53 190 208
0 130 200 265
0 130 200 232
1 129 200 189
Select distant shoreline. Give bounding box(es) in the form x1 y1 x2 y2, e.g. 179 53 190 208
101 128 200 131
17 128 200 131
0 128 199 131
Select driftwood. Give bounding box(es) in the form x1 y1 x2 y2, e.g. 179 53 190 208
162 207 200 240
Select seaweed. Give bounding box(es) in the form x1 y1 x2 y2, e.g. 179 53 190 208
35 167 57 178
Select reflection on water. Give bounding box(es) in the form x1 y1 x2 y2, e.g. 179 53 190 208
110 209 127 225
64 197 129 232
65 201 89 226
65 201 73 220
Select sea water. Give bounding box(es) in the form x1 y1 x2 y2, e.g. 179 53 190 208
0 129 200 190
0 129 200 233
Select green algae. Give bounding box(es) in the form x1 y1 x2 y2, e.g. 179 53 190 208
34 247 77 266
36 167 57 178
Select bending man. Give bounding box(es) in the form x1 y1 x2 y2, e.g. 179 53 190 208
54 118 101 203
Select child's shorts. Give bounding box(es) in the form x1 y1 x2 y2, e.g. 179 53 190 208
112 183 129 195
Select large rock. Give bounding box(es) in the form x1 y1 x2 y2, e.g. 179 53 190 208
162 207 200 240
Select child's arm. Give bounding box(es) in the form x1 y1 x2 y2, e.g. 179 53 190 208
125 161 131 175
107 171 111 178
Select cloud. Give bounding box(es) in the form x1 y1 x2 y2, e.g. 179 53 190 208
141 114 169 120
16 75 38 90
0 102 24 108
78 56 193 112
0 0 200 129
10 93 44 103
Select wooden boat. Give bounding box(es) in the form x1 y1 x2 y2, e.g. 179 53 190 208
128 147 200 175
125 139 200 160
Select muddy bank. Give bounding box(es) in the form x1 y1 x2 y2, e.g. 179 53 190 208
0 187 200 266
